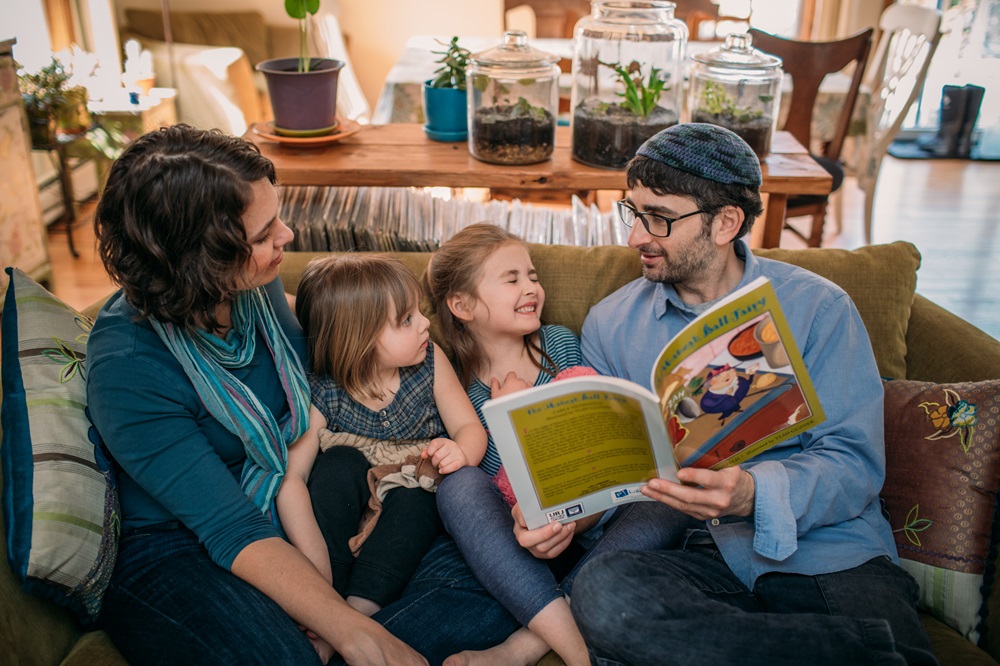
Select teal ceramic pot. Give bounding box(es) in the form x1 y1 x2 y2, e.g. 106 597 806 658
257 58 344 133
422 81 468 141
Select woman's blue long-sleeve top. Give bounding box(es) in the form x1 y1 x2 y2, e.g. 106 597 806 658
86 278 306 570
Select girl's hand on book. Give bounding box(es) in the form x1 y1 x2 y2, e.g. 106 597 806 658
642 466 755 520
422 437 469 474
512 502 576 559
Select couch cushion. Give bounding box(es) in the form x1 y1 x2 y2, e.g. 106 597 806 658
1 269 119 625
125 9 271 68
756 242 920 380
880 377 1000 646
280 243 919 379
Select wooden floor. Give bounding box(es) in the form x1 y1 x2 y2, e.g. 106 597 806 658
46 154 1000 340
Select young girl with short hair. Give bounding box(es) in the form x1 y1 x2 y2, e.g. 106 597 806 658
279 253 486 618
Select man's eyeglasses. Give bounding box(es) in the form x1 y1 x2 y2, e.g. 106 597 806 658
616 200 710 238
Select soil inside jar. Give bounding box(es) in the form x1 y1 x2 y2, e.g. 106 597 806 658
572 99 678 169
690 110 773 157
472 104 556 165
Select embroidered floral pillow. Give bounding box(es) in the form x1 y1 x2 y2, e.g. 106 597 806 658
880 378 1000 645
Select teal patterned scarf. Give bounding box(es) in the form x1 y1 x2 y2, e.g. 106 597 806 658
150 286 309 527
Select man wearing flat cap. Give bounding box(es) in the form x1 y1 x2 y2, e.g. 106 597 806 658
568 124 935 665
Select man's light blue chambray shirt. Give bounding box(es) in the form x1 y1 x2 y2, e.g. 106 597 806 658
581 240 897 589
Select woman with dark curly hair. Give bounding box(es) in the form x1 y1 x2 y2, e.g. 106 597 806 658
85 124 425 665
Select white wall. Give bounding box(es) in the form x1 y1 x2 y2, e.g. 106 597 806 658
338 0 503 107
1 0 54 71
114 0 503 106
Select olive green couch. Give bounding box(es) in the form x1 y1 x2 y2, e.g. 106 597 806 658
3 241 1000 665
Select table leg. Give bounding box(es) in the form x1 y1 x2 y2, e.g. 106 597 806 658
54 142 79 259
759 192 787 249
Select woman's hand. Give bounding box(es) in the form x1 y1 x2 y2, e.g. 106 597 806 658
422 437 468 474
303 628 335 664
336 620 428 666
490 372 533 398
511 502 576 559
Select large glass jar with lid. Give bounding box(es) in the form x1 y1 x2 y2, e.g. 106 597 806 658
687 33 783 157
570 0 687 169
466 31 561 165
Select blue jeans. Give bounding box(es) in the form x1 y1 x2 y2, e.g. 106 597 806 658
572 545 938 666
100 522 322 665
437 466 690 626
363 534 522 665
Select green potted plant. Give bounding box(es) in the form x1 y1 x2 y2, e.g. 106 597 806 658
255 0 344 135
572 59 677 169
17 57 91 149
422 36 471 142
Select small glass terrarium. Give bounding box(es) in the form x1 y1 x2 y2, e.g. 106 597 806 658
466 31 561 165
687 33 783 157
569 0 688 169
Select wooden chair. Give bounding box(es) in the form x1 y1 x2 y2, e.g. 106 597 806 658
748 27 873 247
856 3 942 244
504 0 591 40
674 0 750 41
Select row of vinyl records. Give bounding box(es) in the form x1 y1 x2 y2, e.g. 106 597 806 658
277 185 629 252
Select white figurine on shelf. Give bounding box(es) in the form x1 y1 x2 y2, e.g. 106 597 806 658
121 40 155 99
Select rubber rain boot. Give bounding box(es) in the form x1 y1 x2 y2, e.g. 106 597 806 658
956 84 985 158
917 85 967 157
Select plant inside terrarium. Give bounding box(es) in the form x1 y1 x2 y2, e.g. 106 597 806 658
472 90 555 165
693 80 774 157
697 81 766 123
429 37 471 90
604 60 668 118
572 58 678 169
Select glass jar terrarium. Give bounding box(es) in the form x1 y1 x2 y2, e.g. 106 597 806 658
688 33 783 157
467 31 561 165
570 0 687 169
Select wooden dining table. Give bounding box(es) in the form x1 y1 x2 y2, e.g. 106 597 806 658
246 123 831 249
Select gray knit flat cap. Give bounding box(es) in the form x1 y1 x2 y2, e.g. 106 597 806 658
635 123 762 187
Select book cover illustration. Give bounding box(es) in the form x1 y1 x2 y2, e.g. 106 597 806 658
652 279 824 470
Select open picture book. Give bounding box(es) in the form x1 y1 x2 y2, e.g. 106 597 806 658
482 276 826 529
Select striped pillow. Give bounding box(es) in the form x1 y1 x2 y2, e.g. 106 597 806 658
1 268 119 625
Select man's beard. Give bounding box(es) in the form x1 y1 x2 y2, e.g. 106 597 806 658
639 227 715 285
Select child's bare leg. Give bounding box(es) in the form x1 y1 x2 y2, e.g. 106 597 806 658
443 598 589 666
346 595 381 617
525 598 589 666
442 627 548 666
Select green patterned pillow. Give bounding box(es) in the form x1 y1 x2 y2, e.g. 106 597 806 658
881 378 1000 645
1 268 119 624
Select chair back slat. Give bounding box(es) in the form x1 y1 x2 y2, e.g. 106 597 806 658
747 27 873 161
857 3 942 244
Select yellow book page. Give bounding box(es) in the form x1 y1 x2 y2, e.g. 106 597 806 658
509 391 658 508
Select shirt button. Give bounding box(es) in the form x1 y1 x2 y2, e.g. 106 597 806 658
389 436 397 442
383 421 391 428
380 410 387 416
710 518 720 526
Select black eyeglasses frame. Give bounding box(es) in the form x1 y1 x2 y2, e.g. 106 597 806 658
615 199 711 238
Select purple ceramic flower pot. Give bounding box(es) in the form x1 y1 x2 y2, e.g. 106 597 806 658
257 57 344 133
